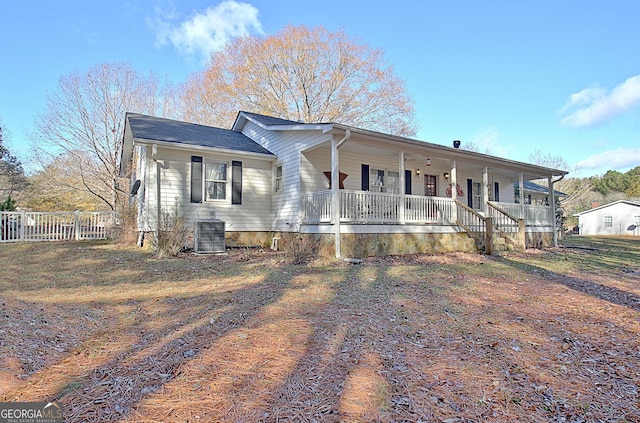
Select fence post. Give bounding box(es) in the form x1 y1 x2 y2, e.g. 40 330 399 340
74 211 80 241
20 210 26 242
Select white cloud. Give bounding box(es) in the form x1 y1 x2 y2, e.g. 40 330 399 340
560 75 640 127
151 1 263 61
575 147 640 171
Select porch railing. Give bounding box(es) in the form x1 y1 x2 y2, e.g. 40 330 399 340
490 202 554 227
404 195 456 224
1 211 116 243
341 190 401 223
455 200 488 252
301 191 332 223
301 190 456 224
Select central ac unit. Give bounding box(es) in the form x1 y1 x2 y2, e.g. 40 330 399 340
195 220 225 253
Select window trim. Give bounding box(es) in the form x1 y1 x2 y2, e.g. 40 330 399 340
274 163 283 193
471 181 482 210
204 159 229 202
424 174 437 197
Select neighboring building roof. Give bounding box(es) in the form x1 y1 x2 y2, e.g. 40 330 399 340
126 113 274 156
573 200 640 216
515 181 568 197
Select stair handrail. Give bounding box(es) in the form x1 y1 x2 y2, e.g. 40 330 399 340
488 201 525 250
487 201 519 233
454 200 489 253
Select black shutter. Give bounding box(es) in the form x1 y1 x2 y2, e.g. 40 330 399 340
361 164 369 191
405 169 412 194
191 156 202 203
467 179 473 208
232 160 242 205
494 182 500 202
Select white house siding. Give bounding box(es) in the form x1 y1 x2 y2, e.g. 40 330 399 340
577 202 640 236
144 146 273 232
242 121 331 231
501 181 516 204
131 145 150 231
301 147 514 203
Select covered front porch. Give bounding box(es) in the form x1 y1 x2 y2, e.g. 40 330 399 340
301 189 555 254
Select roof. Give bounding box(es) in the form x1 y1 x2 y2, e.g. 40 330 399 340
238 111 304 127
573 200 640 216
515 181 568 197
126 113 274 156
231 111 568 180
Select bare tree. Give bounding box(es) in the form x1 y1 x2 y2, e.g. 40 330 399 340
0 121 26 208
181 25 417 136
461 141 492 155
22 151 105 211
527 149 570 171
29 62 178 211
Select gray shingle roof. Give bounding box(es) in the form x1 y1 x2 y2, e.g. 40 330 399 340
515 181 568 197
240 111 304 126
126 113 274 156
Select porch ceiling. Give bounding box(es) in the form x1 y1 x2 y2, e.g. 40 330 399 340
312 132 567 181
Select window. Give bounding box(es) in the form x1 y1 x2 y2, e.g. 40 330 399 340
424 175 437 196
274 164 283 193
387 171 400 193
635 216 640 226
604 215 613 228
370 168 385 192
369 168 399 193
472 181 482 210
205 161 228 200
191 156 242 204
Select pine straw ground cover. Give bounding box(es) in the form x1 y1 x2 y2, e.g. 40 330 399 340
0 237 639 422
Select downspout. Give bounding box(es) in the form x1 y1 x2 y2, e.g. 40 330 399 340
550 174 565 247
332 129 350 259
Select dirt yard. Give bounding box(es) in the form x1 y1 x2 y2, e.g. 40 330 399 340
1 236 639 422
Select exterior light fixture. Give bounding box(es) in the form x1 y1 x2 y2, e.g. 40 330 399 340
444 172 450 180
426 157 432 166
416 168 421 176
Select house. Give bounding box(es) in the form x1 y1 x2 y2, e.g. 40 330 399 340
573 200 640 236
514 181 567 206
120 112 569 257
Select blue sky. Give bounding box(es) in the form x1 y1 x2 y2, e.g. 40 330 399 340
1 0 639 177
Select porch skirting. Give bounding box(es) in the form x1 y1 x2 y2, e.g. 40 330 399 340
300 224 478 257
179 226 552 257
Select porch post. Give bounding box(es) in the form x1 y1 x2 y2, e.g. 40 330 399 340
549 176 558 247
519 173 525 213
399 151 405 224
451 161 458 222
482 166 489 215
450 161 457 201
331 137 340 258
332 129 350 258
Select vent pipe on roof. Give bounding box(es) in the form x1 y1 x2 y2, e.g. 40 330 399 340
453 140 461 148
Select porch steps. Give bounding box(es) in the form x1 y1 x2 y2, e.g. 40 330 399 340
459 228 517 255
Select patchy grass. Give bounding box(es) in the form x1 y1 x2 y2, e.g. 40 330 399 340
0 237 639 422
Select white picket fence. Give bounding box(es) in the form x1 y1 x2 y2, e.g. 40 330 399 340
0 211 116 243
